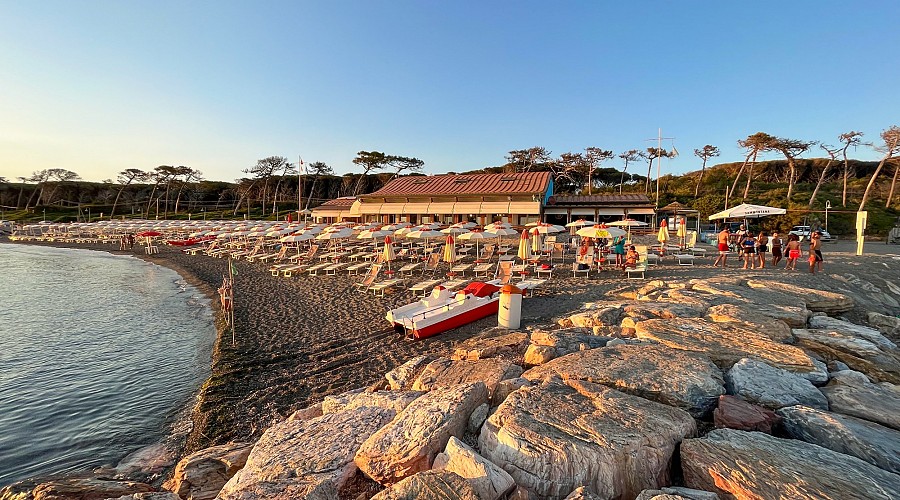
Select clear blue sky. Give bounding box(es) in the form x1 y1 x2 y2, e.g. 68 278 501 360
2 1 898 182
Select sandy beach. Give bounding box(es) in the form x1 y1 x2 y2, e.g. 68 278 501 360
9 237 900 457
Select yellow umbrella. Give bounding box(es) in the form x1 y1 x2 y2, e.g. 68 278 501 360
657 220 670 244
676 217 687 247
531 228 541 254
442 234 456 265
383 235 396 272
517 229 531 261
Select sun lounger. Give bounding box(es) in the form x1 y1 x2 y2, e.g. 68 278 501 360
535 265 555 278
517 278 547 296
674 253 696 266
472 262 495 277
346 262 371 275
573 256 593 278
370 278 405 297
439 279 468 292
450 263 473 275
355 263 383 291
306 262 332 275
325 262 349 275
408 279 444 297
397 262 422 275
279 264 309 277
625 249 648 279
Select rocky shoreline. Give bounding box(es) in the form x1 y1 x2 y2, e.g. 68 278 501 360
3 239 900 499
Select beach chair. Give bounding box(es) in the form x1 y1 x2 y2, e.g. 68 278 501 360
279 263 309 277
450 263 473 275
674 253 696 266
408 278 444 297
306 262 331 275
346 262 371 275
324 262 349 275
517 278 547 297
421 252 442 277
439 279 469 292
397 262 422 275
289 244 320 263
535 264 555 279
494 261 514 285
472 262 495 277
370 278 405 297
250 245 286 263
573 256 593 278
189 240 216 256
476 244 495 262
355 263 383 291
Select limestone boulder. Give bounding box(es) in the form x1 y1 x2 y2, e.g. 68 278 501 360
479 380 696 499
705 304 793 343
634 318 826 383
288 403 323 421
820 376 900 430
109 494 181 500
566 305 625 328
355 382 489 485
27 479 154 500
808 315 897 350
163 442 252 500
562 486 603 499
623 301 706 322
793 328 900 384
218 406 396 499
713 395 780 434
530 329 611 355
681 429 900 499
321 388 422 414
868 311 900 340
635 487 720 500
523 344 725 418
432 437 515 500
369 470 478 500
746 280 855 314
725 358 827 410
492 377 531 405
777 405 900 474
411 358 521 404
523 344 557 366
385 355 434 390
451 331 529 361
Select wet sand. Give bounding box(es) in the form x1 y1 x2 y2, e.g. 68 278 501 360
10 237 900 454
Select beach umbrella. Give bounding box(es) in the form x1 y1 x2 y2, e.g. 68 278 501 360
393 225 414 237
707 203 786 220
442 234 456 273
531 228 542 254
383 235 396 272
530 223 565 234
441 226 470 234
136 230 161 237
517 230 531 262
458 230 489 261
484 221 512 231
608 218 648 240
576 225 614 239
451 221 477 229
405 229 444 240
279 233 314 243
484 227 518 237
564 219 597 227
657 220 670 246
676 217 687 247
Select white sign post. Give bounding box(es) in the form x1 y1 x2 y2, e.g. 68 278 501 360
856 211 868 256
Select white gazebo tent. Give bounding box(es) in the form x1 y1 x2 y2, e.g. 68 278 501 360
708 203 786 221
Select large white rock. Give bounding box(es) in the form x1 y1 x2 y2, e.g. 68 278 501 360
808 315 897 350
634 318 827 383
321 388 422 414
777 405 900 474
681 429 900 499
523 344 725 418
163 442 252 500
479 379 696 499
218 406 396 499
432 436 515 500
385 355 435 390
820 376 900 431
370 470 479 500
355 382 489 485
725 358 827 410
411 358 522 403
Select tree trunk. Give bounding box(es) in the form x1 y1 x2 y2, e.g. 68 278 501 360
304 176 318 211
859 152 893 212
786 158 796 200
110 183 130 218
886 159 900 208
743 151 759 200
694 160 707 197
619 164 628 194
808 159 834 208
841 144 851 207
146 182 160 217
645 158 653 193
728 151 754 207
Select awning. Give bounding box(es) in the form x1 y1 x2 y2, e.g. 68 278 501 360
350 200 362 216
595 208 625 216
428 202 457 214
569 208 596 216
508 201 541 214
403 202 431 214
626 208 656 215
358 202 385 215
543 208 568 215
479 201 512 214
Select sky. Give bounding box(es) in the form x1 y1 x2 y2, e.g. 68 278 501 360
1 1 898 183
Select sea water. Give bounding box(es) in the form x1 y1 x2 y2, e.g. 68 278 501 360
0 243 216 486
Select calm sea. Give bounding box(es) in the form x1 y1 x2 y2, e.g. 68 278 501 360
0 243 216 486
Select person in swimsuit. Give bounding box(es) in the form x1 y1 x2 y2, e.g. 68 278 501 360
809 231 824 274
623 245 639 269
741 232 757 269
611 235 626 267
785 234 801 270
755 231 768 269
713 227 730 268
770 232 783 267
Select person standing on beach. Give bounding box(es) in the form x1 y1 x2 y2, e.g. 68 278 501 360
734 224 747 252
713 227 730 268
741 231 757 269
128 233 135 250
770 232 783 267
809 231 823 274
611 234 626 267
785 234 801 270
119 234 127 250
755 231 768 269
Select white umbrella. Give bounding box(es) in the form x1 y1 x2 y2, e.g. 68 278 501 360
458 230 490 261
608 219 648 240
530 223 565 234
315 227 353 240
280 233 314 243
484 227 518 237
708 203 786 220
441 226 470 234
576 225 626 239
405 229 445 239
451 221 477 229
564 219 597 227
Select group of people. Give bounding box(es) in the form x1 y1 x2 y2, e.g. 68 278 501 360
714 225 823 273
118 233 136 250
577 235 639 271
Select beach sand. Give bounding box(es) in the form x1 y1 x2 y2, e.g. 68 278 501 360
11 237 900 455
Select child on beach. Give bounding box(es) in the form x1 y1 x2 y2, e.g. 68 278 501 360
808 231 823 274
741 232 757 269
623 245 638 270
785 234 802 270
755 231 767 269
770 232 783 267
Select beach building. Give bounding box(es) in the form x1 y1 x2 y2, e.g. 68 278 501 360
310 172 658 227
542 194 656 225
345 171 553 226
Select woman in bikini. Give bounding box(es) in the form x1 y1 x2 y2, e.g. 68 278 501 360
770 232 783 267
755 231 768 269
741 232 757 269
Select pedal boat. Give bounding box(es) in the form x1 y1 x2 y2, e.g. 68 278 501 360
386 282 501 339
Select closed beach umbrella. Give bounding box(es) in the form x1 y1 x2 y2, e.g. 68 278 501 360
531 228 542 254
657 220 670 245
517 230 531 261
442 235 456 272
383 235 396 271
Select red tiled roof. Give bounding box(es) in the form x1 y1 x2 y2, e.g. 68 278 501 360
553 194 651 204
318 196 356 207
363 172 552 197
